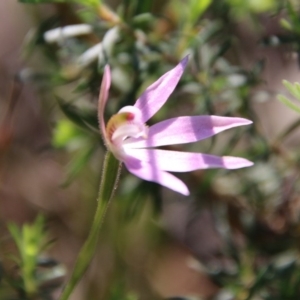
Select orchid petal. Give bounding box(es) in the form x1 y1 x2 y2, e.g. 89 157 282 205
124 115 252 148
134 56 188 123
98 65 111 144
125 148 254 172
124 157 190 195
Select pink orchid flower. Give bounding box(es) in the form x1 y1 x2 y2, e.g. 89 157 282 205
98 56 253 196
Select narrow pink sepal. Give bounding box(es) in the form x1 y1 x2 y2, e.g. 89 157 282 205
124 115 252 148
125 148 253 172
98 65 111 143
124 157 190 196
134 56 189 123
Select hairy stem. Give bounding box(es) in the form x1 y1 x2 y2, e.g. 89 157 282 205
59 152 121 300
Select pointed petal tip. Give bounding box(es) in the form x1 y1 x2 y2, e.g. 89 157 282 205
167 182 190 196
174 183 190 196
245 160 254 167
231 117 253 126
223 157 254 169
238 160 254 168
181 189 190 196
243 119 253 125
222 117 253 128
181 55 189 67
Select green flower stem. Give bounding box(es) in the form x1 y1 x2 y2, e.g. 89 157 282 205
59 151 121 300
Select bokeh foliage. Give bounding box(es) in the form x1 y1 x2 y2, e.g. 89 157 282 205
2 0 300 299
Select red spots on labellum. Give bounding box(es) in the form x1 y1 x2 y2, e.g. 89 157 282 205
126 113 135 121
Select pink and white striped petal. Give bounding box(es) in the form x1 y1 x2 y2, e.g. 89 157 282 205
125 148 253 172
124 157 190 195
134 56 189 123
124 115 252 148
98 65 111 143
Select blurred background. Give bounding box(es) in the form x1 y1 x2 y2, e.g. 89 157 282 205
1 0 300 299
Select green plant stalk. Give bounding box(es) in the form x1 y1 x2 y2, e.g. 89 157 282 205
59 151 121 300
